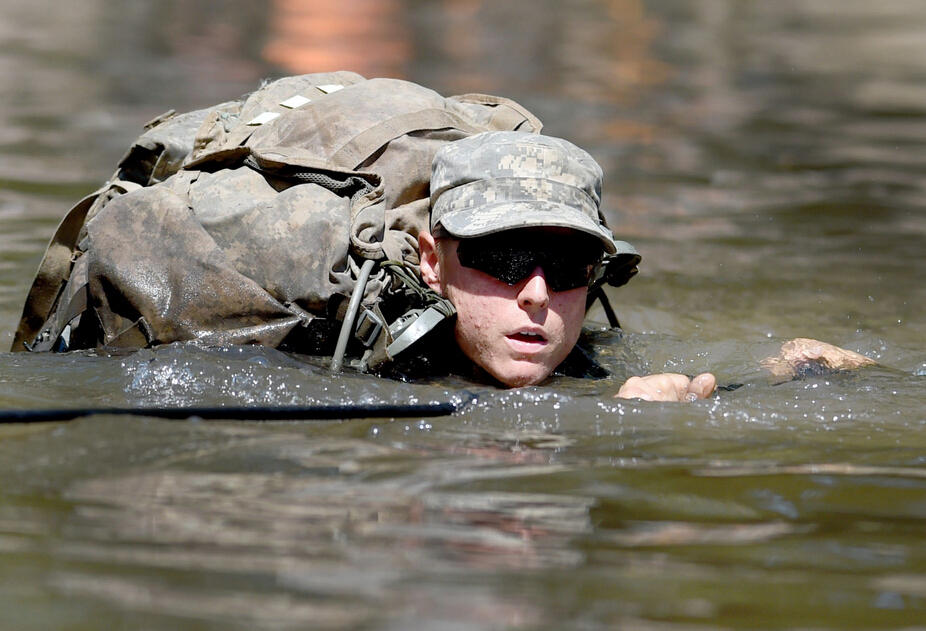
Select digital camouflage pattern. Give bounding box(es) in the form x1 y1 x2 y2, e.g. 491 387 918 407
430 131 637 257
13 72 543 356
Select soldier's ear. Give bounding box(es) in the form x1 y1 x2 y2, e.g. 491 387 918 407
418 230 443 294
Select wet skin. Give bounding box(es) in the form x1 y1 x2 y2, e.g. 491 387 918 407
616 372 716 402
420 228 717 396
419 229 870 400
419 229 587 387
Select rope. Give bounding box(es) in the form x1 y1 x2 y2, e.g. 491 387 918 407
0 399 469 424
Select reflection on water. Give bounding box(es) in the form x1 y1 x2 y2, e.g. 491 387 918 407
264 0 411 78
1 0 926 628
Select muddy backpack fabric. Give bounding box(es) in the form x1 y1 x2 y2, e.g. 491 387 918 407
12 72 542 367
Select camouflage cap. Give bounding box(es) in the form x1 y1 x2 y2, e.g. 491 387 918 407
429 131 636 256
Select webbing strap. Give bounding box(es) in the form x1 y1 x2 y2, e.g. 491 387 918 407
452 93 544 133
330 108 484 170
12 180 142 351
25 281 89 353
488 105 532 133
588 287 621 329
13 193 94 350
58 283 88 330
106 317 154 349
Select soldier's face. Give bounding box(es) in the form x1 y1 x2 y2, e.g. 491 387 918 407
419 229 589 387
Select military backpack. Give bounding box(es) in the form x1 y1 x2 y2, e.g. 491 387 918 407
13 71 545 370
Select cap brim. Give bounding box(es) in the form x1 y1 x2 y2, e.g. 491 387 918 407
436 200 625 255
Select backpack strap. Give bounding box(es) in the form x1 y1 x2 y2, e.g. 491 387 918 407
330 108 486 170
12 179 142 351
452 93 544 133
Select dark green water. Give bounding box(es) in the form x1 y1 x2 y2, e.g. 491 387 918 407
0 0 924 628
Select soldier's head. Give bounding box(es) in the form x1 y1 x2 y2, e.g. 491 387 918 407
419 131 638 387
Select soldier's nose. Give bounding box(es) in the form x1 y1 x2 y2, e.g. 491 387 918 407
517 267 550 312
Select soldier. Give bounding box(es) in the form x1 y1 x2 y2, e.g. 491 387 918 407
12 74 874 400
410 130 650 387
409 131 874 400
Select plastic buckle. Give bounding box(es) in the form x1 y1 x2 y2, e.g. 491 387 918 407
354 308 384 348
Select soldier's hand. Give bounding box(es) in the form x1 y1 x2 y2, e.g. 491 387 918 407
616 372 716 402
761 337 876 383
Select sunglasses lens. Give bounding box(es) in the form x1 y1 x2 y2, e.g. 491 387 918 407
456 233 600 291
545 259 594 291
457 240 529 284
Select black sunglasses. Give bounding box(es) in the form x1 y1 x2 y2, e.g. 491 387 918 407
455 231 603 292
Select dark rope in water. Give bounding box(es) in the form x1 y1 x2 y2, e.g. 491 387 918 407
0 400 466 424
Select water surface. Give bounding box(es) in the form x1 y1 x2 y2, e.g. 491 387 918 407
1 0 924 628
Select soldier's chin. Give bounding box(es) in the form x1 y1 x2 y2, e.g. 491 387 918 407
487 359 553 388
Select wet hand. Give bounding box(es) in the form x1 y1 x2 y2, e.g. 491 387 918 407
616 372 717 402
761 338 876 383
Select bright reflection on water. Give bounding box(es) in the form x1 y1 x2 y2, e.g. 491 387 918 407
1 0 925 629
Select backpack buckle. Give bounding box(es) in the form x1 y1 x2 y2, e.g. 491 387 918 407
354 307 384 348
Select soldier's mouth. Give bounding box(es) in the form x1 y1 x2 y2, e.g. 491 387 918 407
508 331 548 345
